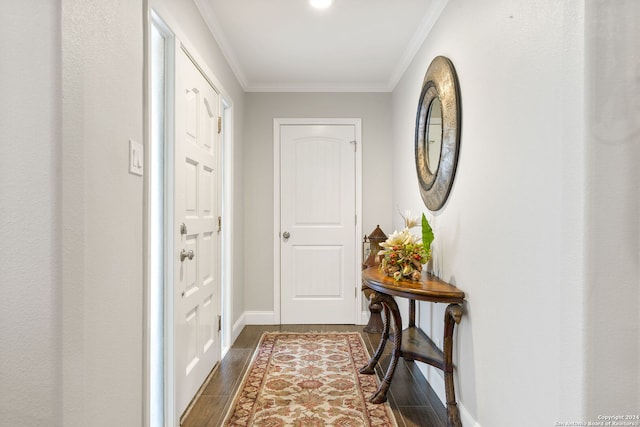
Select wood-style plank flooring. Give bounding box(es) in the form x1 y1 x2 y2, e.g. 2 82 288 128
182 325 447 427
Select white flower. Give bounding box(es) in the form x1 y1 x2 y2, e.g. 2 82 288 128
402 230 420 246
379 229 406 249
380 228 420 250
400 210 419 229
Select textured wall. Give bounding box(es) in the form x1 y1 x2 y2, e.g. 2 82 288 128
391 0 585 425
0 1 62 426
61 1 144 425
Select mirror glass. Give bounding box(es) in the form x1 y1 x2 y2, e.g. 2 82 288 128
425 98 443 174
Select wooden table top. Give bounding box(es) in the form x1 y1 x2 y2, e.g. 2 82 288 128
362 266 465 304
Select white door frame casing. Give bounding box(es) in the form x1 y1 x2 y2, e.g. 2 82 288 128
145 8 235 427
273 118 364 325
146 12 175 427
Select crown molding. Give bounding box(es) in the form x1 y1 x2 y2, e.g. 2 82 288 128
193 0 250 91
387 0 449 92
246 82 392 93
194 0 448 93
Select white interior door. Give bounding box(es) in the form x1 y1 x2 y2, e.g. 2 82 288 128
280 124 357 324
174 46 221 420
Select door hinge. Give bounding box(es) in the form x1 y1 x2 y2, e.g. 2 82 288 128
217 216 222 232
355 214 357 225
217 315 222 332
350 140 357 151
217 116 222 134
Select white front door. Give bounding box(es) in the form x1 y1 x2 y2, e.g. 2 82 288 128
279 123 358 324
174 46 221 420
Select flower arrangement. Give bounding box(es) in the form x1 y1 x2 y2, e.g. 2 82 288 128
379 211 434 281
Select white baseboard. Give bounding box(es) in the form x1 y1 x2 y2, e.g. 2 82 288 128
231 312 246 344
239 310 368 327
415 363 480 427
421 364 446 405
244 310 277 325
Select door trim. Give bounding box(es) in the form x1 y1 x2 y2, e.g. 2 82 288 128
145 8 235 426
273 118 363 325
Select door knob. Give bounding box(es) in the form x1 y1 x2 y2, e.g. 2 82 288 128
180 249 195 261
282 231 290 239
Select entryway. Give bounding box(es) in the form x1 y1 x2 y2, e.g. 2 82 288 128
149 12 232 427
273 119 363 324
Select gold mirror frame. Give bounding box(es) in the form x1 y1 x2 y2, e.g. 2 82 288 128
415 56 461 211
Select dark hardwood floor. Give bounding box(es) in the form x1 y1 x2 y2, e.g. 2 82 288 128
181 325 447 427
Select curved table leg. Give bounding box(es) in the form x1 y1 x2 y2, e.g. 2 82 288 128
369 293 403 404
444 304 463 427
360 293 390 375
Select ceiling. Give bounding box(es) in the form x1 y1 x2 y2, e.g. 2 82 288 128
194 0 448 92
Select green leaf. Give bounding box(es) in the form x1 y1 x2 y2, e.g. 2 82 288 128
421 213 434 251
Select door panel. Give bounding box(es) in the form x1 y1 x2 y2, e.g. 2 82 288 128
293 246 343 296
280 124 356 324
174 47 220 421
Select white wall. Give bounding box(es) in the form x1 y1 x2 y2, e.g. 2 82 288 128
0 1 61 426
243 92 394 316
391 0 585 425
61 1 145 425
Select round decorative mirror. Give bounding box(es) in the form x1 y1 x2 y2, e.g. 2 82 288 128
415 56 461 211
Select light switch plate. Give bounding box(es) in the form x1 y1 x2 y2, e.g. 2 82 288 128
129 139 143 176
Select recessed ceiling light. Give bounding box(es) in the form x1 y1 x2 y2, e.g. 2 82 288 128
309 0 333 10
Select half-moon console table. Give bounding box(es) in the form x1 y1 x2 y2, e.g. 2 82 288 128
359 266 465 427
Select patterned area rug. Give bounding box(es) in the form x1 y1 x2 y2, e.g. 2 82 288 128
222 332 398 427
